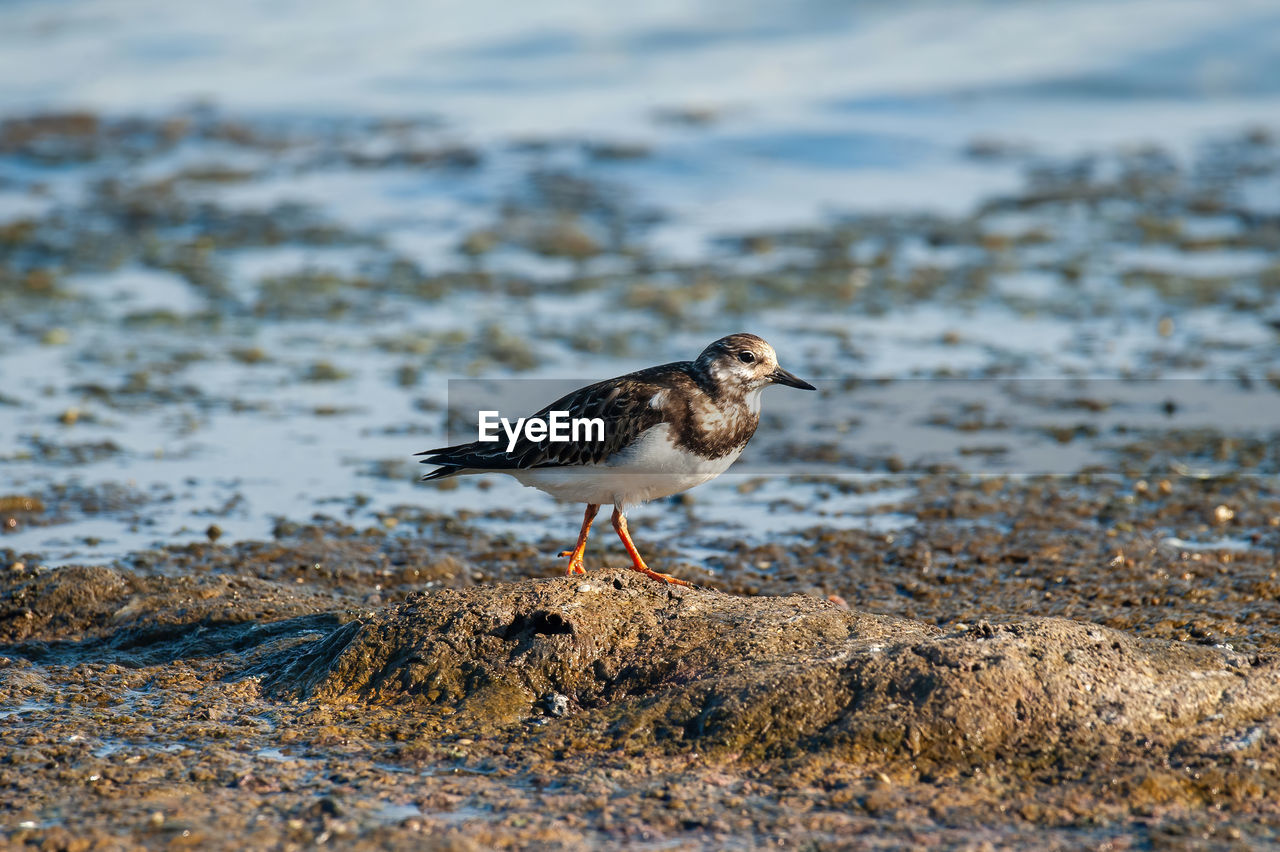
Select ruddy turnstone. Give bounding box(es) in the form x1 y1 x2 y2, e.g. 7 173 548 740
417 333 815 586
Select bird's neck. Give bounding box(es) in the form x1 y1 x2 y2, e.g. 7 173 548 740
687 359 725 400
673 385 760 460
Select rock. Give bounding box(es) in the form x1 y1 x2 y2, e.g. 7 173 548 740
542 692 571 717
263 568 1280 769
0 565 130 642
531 219 599 261
0 565 339 662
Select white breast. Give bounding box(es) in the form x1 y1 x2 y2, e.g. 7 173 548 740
510 423 744 508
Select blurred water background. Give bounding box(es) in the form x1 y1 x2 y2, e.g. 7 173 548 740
1 0 1278 565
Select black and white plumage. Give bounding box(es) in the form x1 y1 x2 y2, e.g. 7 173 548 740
417 333 815 585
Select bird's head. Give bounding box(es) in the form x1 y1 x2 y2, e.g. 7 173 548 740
695 333 816 394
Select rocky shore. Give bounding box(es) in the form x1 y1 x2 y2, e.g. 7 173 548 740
4 512 1280 849
1 108 1279 848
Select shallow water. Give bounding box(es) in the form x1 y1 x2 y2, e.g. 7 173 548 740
0 2 1277 565
0 3 1274 557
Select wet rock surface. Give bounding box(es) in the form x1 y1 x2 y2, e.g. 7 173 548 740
263 570 926 738
264 569 1280 772
3 497 1280 850
259 562 1280 767
1 563 340 658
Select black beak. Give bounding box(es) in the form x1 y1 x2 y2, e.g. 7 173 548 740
769 366 816 391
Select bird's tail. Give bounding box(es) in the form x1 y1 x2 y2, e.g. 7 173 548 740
414 442 495 481
418 464 464 482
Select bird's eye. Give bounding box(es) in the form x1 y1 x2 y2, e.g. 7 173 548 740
737 351 756 364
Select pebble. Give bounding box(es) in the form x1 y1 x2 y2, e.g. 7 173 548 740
544 693 571 717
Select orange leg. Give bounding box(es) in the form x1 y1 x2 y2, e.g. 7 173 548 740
611 507 695 587
559 503 599 575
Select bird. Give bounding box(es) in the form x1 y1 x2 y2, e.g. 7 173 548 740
416 333 816 587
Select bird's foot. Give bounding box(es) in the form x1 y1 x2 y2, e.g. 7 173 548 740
559 550 587 575
627 562 697 589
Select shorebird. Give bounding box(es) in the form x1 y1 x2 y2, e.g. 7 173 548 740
417 333 816 586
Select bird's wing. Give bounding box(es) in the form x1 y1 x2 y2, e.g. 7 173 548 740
417 364 687 476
